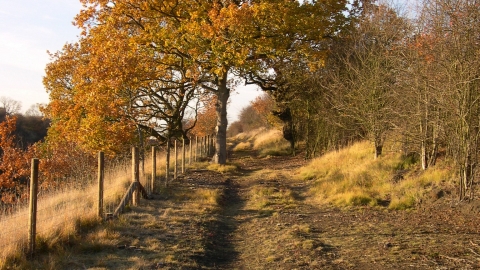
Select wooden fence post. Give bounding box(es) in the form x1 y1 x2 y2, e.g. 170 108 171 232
189 137 193 165
210 134 214 156
166 140 170 187
195 136 198 162
182 137 186 174
208 135 211 156
205 135 208 156
98 152 104 218
174 140 178 179
151 146 156 194
132 147 140 206
202 136 206 157
28 158 39 257
213 135 216 156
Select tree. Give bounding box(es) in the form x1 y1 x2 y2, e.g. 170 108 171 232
417 0 480 199
44 27 201 156
398 31 441 170
73 0 349 164
267 60 356 158
0 97 21 116
227 121 244 137
329 3 409 159
13 114 50 149
0 116 34 203
187 94 218 138
250 93 277 129
43 42 137 156
25 103 44 117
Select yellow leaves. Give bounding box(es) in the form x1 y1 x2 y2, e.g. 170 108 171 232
188 94 218 137
44 0 349 160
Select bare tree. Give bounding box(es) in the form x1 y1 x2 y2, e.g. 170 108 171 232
418 0 480 199
330 3 409 159
25 104 44 117
0 97 21 116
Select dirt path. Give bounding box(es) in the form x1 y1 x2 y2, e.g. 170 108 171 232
32 151 480 269
207 151 480 269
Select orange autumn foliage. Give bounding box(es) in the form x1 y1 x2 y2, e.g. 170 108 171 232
35 139 96 186
188 96 218 137
0 116 34 203
72 0 348 164
251 93 278 128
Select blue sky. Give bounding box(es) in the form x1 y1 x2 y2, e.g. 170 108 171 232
0 0 81 112
0 0 415 121
0 0 261 121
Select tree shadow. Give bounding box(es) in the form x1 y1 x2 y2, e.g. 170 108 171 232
191 178 244 268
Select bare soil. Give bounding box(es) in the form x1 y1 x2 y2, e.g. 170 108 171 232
28 150 480 269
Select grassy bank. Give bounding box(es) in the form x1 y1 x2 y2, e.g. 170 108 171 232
298 141 455 209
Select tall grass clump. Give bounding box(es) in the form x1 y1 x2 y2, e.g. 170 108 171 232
229 128 265 151
388 163 455 210
299 140 454 209
207 163 238 173
233 141 252 151
252 129 291 157
229 128 290 156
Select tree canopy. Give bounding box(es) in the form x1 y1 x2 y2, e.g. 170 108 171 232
42 0 351 162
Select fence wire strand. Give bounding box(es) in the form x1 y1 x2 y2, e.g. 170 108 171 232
0 139 204 263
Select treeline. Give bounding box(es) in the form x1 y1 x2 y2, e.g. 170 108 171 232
0 99 50 204
227 94 278 137
0 110 49 150
0 98 49 149
0 99 100 205
257 0 479 199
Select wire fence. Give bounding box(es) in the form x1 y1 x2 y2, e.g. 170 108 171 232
0 135 215 264
0 156 132 262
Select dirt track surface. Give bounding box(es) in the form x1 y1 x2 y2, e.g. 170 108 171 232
51 151 480 269
218 152 480 270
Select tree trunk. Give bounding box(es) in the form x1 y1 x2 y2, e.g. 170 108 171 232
213 74 230 164
428 122 439 168
374 138 383 159
165 139 170 186
421 140 428 170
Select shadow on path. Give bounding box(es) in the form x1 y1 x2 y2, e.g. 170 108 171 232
192 178 245 268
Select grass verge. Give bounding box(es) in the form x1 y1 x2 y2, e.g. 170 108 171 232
230 128 291 157
298 140 455 209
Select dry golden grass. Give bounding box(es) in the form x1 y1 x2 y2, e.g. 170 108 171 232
206 163 238 173
388 162 455 210
0 153 222 269
252 129 291 157
230 128 266 143
163 185 222 213
252 129 283 150
0 187 128 267
230 128 291 157
186 160 238 174
233 141 251 151
298 140 455 209
0 154 168 267
247 186 297 210
243 168 298 211
246 168 287 183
